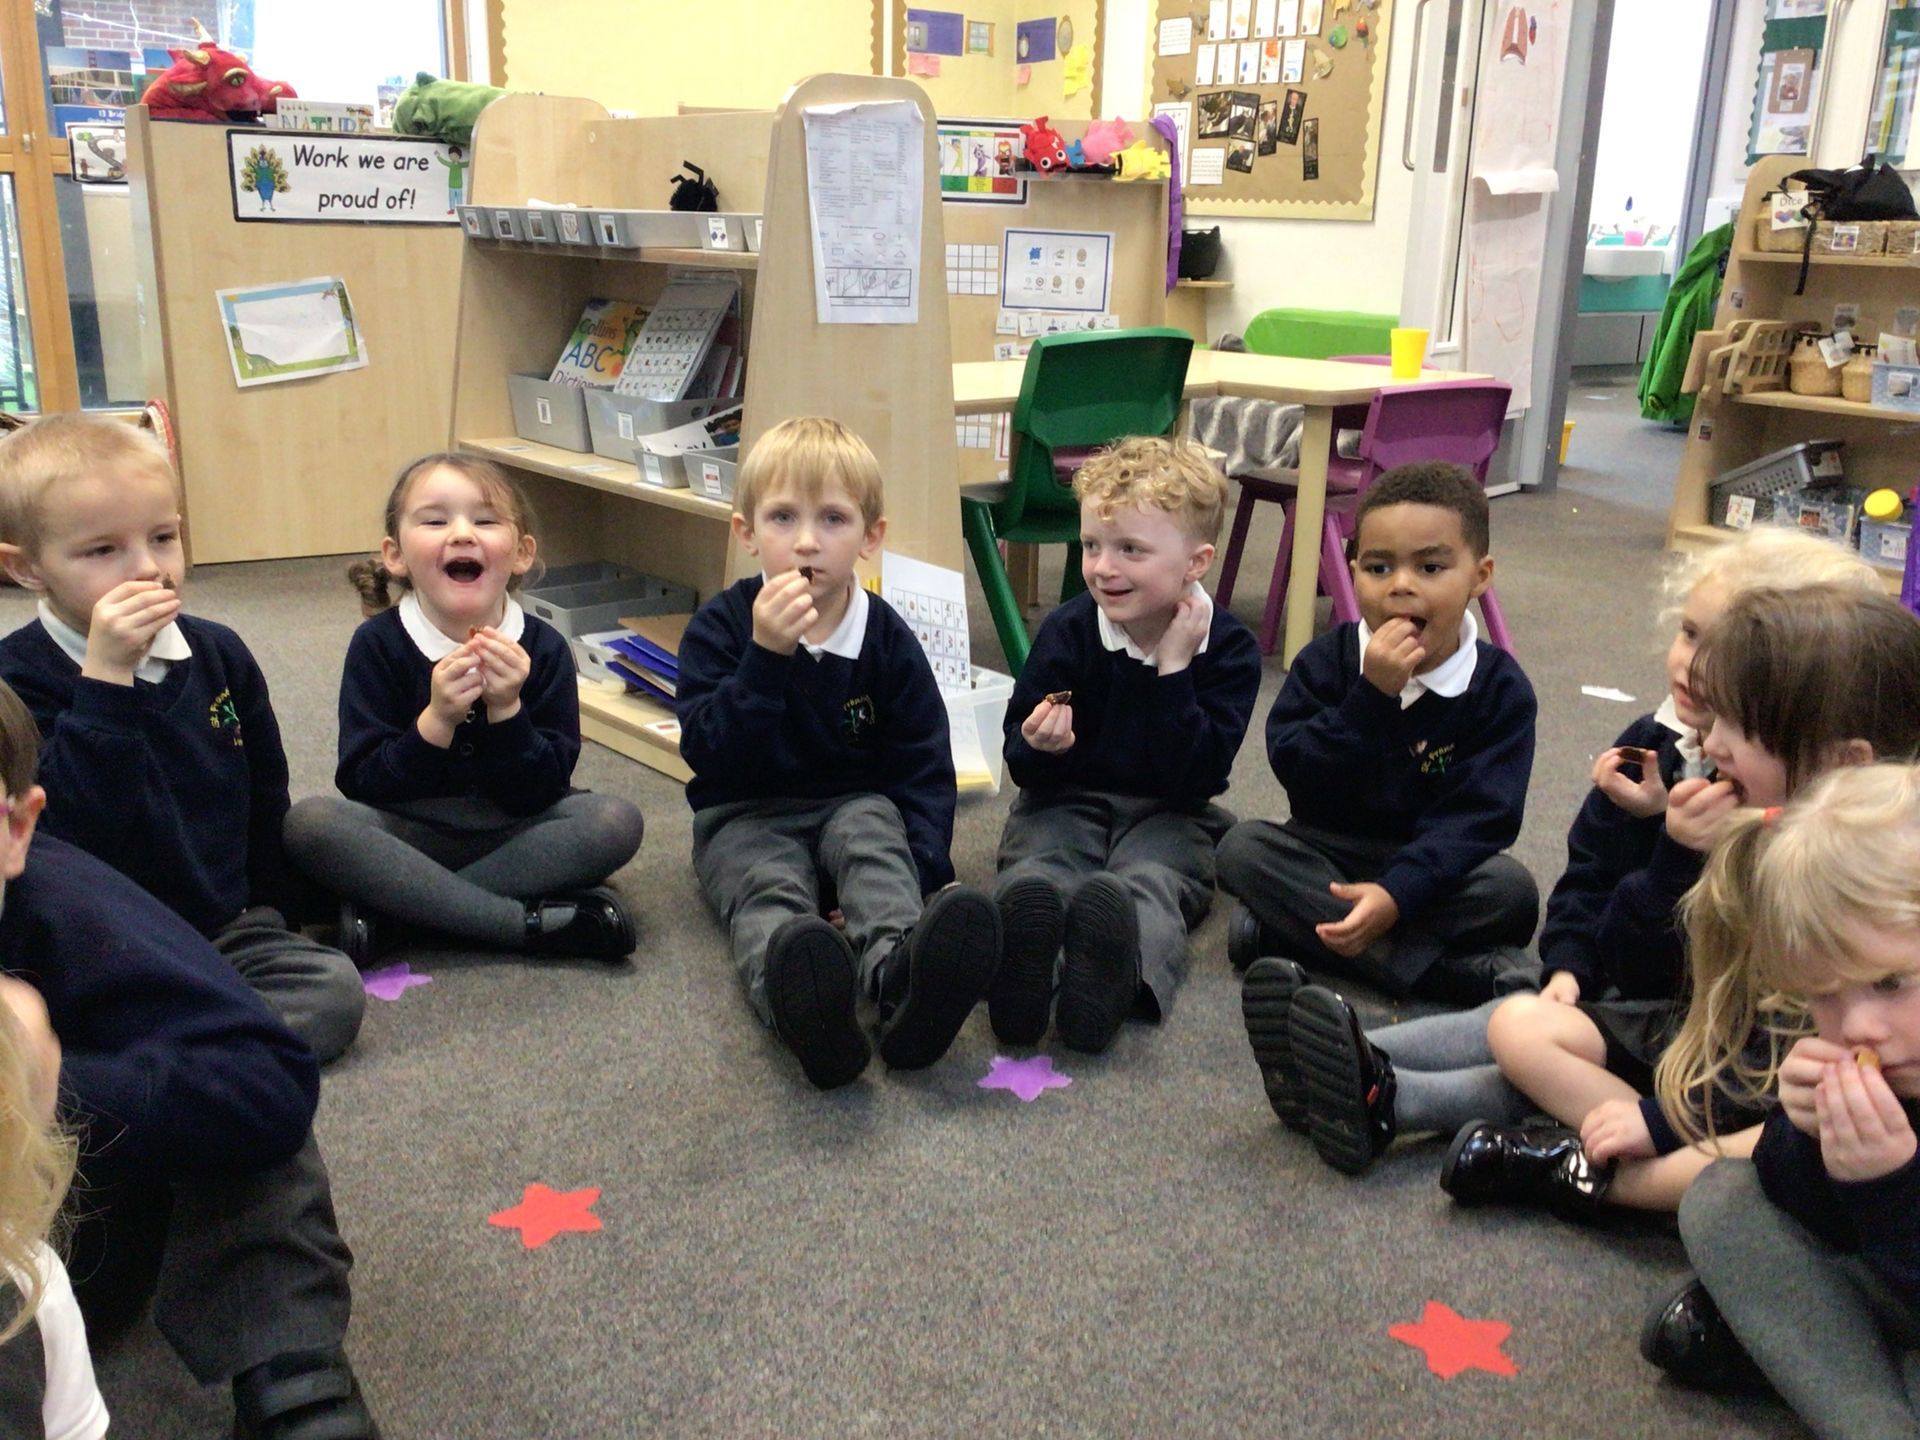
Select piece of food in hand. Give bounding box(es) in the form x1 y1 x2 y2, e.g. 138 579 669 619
798 566 815 581
1615 745 1651 764
1853 1045 1883 1070
158 572 175 591
468 626 480 639
1045 690 1072 706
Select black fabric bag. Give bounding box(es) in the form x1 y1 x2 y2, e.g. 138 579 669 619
1782 152 1917 292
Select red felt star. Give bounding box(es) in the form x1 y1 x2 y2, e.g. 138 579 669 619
488 1183 602 1249
1389 1301 1519 1380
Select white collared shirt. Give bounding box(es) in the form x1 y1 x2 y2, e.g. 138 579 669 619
1356 609 1480 709
398 591 525 661
799 581 869 660
1095 582 1215 667
1653 694 1711 778
38 599 191 684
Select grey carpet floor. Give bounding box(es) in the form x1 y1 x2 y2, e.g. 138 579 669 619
35 385 1807 1437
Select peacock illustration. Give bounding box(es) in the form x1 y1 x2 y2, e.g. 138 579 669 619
241 145 290 211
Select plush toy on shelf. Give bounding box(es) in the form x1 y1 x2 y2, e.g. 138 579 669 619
140 18 294 122
1113 140 1171 181
1079 117 1136 167
392 72 508 147
1019 116 1070 174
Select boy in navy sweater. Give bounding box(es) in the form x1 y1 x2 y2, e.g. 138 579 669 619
990 437 1260 1053
677 418 1001 1090
1218 463 1539 1009
0 414 362 1063
0 678 377 1438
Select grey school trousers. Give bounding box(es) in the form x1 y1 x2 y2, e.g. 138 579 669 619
69 1133 352 1385
692 793 922 1026
993 790 1234 1020
1682 1158 1920 1440
1215 817 1539 995
213 907 365 1065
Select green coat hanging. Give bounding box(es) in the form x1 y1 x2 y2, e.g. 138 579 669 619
1638 223 1733 425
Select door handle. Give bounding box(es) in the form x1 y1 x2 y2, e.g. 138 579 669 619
1403 0 1432 171
19 131 31 154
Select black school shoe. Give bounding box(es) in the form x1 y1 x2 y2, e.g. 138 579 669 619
337 900 376 969
765 915 871 1089
877 885 1002 1070
1640 1278 1768 1392
1226 904 1280 973
1290 984 1398 1173
1440 1119 1614 1221
1240 958 1311 1131
233 1345 380 1440
1056 874 1140 1054
523 888 637 960
989 875 1065 1045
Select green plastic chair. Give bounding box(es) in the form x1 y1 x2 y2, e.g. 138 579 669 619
1241 307 1398 360
961 327 1195 675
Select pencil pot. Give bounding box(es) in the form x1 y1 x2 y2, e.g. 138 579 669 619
1178 227 1222 280
507 375 592 451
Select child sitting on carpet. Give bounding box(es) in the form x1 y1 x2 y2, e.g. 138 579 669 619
1251 529 1880 1175
0 973 106 1440
988 436 1259 1054
0 413 365 1064
1648 763 1920 1437
676 417 1001 1089
284 453 644 964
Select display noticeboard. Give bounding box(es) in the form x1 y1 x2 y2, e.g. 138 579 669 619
227 129 465 225
1148 0 1393 220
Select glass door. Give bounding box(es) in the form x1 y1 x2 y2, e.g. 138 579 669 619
1864 0 1920 168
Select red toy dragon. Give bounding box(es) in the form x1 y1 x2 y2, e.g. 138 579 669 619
140 19 295 122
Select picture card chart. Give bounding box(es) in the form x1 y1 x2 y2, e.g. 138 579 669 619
802 100 924 324
612 279 735 400
1148 0 1395 219
881 552 971 692
1000 229 1114 313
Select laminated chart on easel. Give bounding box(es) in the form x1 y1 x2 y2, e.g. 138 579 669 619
801 100 924 324
880 551 993 789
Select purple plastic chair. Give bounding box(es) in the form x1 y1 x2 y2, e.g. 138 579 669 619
1215 369 1516 656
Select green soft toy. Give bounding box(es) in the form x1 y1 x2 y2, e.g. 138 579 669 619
392 72 506 147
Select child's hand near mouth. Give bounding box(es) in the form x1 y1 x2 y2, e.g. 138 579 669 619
1362 616 1426 697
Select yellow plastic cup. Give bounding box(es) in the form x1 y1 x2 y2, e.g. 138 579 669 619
1389 327 1430 379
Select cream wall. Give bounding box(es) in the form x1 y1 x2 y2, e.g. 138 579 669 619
1104 0 1416 333
500 0 879 114
908 0 1103 119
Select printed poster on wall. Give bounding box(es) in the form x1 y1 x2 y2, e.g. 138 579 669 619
216 276 368 388
802 100 924 325
1001 229 1113 312
226 130 465 224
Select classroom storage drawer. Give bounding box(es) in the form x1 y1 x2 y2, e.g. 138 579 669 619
684 446 740 503
507 375 592 451
1859 518 1911 570
583 392 723 460
586 209 704 249
521 571 697 637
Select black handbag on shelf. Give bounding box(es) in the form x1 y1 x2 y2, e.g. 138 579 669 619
1782 152 1918 293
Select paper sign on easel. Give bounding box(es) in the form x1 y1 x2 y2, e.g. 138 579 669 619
802 100 924 325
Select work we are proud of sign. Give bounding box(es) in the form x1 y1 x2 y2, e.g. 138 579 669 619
226 129 465 225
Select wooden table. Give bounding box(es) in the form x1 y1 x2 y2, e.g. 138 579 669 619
950 351 1490 664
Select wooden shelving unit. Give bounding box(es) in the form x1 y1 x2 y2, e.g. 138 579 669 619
450 79 962 779
1665 154 1917 597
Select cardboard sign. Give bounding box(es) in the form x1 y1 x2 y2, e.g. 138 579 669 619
227 129 464 225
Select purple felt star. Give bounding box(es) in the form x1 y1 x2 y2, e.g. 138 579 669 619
362 962 433 1002
977 1053 1073 1102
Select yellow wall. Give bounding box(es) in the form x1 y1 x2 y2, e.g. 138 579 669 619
501 0 880 115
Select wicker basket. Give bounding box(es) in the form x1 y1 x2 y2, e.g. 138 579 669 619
1754 216 1889 255
1884 219 1920 258
1789 335 1844 396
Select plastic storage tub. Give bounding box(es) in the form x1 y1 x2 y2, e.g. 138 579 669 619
947 666 1016 795
507 375 592 451
521 569 696 637
1709 439 1846 529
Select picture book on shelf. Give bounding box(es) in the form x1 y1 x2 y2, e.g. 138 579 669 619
549 298 649 388
612 279 736 401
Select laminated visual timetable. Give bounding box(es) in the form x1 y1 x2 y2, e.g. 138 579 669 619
612 280 737 401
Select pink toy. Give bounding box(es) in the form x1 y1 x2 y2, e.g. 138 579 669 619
1020 116 1070 174
1080 118 1136 167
